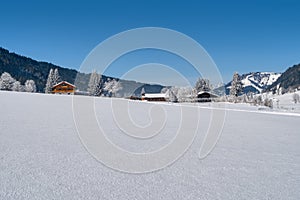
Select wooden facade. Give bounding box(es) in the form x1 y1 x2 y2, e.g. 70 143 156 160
52 81 76 95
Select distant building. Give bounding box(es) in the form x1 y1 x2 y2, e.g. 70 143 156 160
141 93 168 101
127 96 141 100
197 91 218 102
52 81 76 95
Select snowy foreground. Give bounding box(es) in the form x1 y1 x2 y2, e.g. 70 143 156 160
0 91 300 200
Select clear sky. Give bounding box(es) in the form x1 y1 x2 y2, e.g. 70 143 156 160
1 0 300 85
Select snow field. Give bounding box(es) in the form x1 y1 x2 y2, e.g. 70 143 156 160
0 91 299 200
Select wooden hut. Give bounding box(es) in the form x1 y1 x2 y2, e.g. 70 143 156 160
197 91 218 102
141 93 168 101
52 81 76 95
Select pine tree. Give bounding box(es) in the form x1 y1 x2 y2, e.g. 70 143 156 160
87 71 102 96
230 72 243 97
25 80 36 93
0 72 16 91
167 88 178 102
45 69 54 93
53 68 61 85
111 80 122 97
160 87 168 94
195 78 211 93
141 87 146 96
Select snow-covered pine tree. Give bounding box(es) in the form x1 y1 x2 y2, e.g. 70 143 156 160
230 72 243 97
87 71 95 95
167 88 178 102
160 87 168 94
87 71 102 96
241 94 248 103
53 69 61 85
111 80 122 97
195 78 211 93
0 72 16 91
25 80 36 93
141 87 146 96
45 69 54 93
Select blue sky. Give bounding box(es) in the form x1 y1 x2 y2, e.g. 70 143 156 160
1 0 300 84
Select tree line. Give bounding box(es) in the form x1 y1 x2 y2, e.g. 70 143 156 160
3 68 299 106
0 72 36 92
44 69 123 97
155 72 243 103
87 71 122 97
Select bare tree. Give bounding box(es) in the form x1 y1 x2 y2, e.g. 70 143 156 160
12 81 23 92
104 79 122 97
264 97 273 108
25 80 36 93
0 72 16 91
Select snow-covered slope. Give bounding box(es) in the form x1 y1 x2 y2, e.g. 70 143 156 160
265 91 300 112
267 64 300 93
225 72 281 94
0 91 299 199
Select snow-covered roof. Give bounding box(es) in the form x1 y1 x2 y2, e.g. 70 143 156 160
197 91 219 97
52 81 76 88
197 91 214 95
143 93 168 98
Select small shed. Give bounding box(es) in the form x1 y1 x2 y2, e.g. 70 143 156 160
52 81 76 95
141 93 168 101
197 91 218 102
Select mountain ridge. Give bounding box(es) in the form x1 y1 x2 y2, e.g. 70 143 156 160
0 47 164 95
266 64 300 93
1 47 299 96
223 72 281 95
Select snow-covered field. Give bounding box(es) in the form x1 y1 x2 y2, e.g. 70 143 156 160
0 91 300 200
269 91 300 113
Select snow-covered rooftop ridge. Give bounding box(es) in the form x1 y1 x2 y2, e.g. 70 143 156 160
144 93 168 98
52 81 76 88
197 91 219 96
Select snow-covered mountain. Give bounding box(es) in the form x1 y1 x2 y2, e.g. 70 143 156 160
267 63 300 93
225 72 281 94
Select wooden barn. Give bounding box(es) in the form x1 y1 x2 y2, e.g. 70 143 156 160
197 91 218 102
52 81 76 95
141 93 168 102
